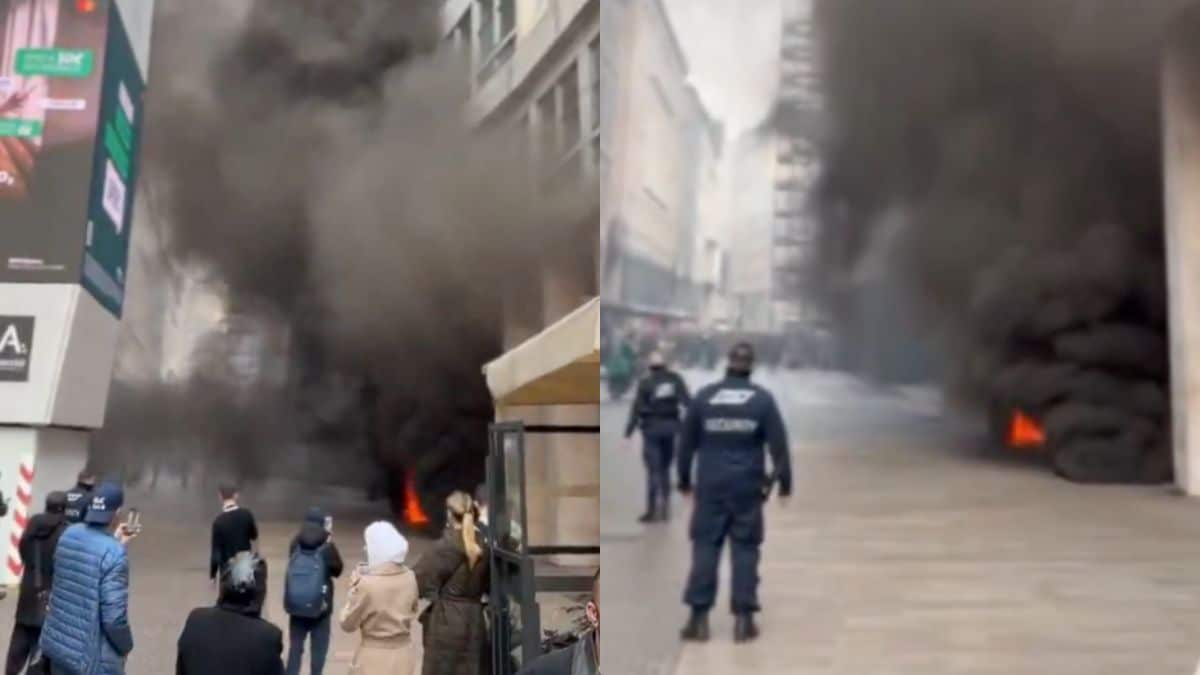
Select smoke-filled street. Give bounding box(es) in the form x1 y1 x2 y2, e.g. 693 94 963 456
604 368 1200 674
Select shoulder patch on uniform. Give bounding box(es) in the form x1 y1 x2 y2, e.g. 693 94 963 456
709 388 756 405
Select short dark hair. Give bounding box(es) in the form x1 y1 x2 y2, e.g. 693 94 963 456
218 484 239 500
593 569 600 598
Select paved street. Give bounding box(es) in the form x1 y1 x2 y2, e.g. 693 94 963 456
0 483 430 675
603 368 1200 675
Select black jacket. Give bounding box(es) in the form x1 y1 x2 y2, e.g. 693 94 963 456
176 604 284 675
63 483 92 524
517 635 598 675
287 523 343 616
678 374 792 498
625 367 691 438
14 511 66 626
211 507 259 579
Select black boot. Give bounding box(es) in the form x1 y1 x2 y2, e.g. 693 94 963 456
637 510 657 523
733 613 759 643
680 610 710 642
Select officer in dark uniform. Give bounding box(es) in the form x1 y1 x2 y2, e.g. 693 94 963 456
624 351 690 523
677 342 791 643
62 472 96 524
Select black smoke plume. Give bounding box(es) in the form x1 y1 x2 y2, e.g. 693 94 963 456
802 0 1196 482
93 0 596 511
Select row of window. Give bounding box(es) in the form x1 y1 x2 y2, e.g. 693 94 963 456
446 4 601 193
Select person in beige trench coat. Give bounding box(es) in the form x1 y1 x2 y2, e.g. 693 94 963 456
340 521 423 675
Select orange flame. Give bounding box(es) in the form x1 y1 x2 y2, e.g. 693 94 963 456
403 473 430 526
1008 410 1045 449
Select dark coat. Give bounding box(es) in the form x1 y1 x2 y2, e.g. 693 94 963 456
287 523 344 617
176 604 284 675
15 511 66 626
625 367 691 438
516 634 597 675
415 529 490 675
677 374 792 500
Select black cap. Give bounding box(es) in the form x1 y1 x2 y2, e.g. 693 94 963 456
45 491 67 514
728 342 755 373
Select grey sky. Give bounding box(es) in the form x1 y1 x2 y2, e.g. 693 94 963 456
662 0 782 135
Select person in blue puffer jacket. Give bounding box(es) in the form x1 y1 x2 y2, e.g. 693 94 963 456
39 481 137 675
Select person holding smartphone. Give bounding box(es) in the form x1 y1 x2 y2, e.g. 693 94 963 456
283 507 343 675
39 482 138 675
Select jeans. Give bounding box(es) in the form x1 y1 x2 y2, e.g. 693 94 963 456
286 613 331 675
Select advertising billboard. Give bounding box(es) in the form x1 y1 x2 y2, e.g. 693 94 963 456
82 1 142 316
0 0 111 282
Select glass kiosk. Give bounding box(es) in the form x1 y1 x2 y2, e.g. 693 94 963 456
480 298 600 674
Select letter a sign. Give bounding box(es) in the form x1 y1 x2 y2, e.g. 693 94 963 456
0 316 34 382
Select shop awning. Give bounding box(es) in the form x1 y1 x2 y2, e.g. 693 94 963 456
483 297 600 406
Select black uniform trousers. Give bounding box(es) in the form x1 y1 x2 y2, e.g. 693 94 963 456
683 491 764 614
642 432 675 516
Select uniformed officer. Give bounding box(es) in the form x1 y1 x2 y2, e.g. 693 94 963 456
63 472 96 524
624 351 691 523
677 342 791 643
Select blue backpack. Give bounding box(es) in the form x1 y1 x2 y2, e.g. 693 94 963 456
284 545 328 619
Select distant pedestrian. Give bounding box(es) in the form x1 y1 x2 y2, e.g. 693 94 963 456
39 482 138 675
416 492 490 675
5 492 68 675
177 553 285 675
63 472 96 524
625 351 691 522
677 342 792 644
339 521 421 675
284 507 344 675
210 484 265 614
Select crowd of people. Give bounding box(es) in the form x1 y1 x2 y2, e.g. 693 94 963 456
0 475 598 675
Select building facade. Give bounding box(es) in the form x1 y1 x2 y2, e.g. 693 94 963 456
441 0 599 559
601 0 704 329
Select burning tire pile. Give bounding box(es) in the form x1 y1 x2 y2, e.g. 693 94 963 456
979 225 1171 483
804 0 1189 485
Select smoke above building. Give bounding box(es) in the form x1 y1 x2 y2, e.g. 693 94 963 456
93 0 595 509
804 0 1193 482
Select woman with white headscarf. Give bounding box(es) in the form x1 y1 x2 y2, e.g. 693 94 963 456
339 521 420 675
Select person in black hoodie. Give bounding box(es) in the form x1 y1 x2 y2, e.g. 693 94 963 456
284 507 343 675
5 491 68 675
63 472 95 524
177 553 284 675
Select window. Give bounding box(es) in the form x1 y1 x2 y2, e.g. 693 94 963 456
560 64 581 152
449 11 472 61
589 38 600 133
476 0 517 84
537 89 558 157
478 0 495 56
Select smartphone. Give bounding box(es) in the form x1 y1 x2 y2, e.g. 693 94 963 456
123 509 142 536
324 515 333 534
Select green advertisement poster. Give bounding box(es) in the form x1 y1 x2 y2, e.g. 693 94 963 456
15 48 95 78
82 2 144 317
0 1 109 283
